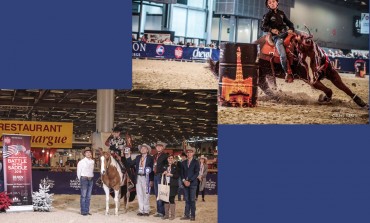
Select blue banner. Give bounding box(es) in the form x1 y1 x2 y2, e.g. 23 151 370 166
132 42 367 74
330 57 369 74
132 42 220 61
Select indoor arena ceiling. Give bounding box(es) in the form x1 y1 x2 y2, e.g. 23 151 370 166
320 0 369 11
0 89 217 147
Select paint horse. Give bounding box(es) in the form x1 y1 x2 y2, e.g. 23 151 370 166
100 151 132 216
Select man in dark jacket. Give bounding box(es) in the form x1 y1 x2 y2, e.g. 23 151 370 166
261 0 295 83
180 146 200 221
153 141 168 217
125 144 154 216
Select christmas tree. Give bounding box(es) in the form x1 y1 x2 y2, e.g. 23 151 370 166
32 178 54 212
0 191 12 212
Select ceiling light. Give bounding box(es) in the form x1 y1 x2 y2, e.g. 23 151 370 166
173 99 186 103
21 97 34 100
50 90 64 94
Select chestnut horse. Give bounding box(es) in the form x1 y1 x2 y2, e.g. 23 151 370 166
100 152 131 215
254 32 367 107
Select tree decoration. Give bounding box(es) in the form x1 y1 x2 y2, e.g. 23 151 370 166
32 178 54 212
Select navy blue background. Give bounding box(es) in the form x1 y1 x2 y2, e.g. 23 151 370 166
0 1 131 89
219 125 370 223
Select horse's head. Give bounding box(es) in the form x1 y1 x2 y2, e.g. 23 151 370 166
294 33 314 55
100 151 111 175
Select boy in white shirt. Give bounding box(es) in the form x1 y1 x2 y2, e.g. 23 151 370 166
77 147 95 216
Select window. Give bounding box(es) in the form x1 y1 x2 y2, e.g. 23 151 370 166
145 15 162 30
187 10 206 38
188 0 205 8
171 7 187 36
237 18 252 43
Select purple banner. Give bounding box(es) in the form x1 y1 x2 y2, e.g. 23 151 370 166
32 170 218 195
3 134 33 206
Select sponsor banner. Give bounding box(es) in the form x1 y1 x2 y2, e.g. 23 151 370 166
182 47 215 61
3 134 33 207
132 42 220 61
330 57 369 74
32 170 218 195
0 120 73 148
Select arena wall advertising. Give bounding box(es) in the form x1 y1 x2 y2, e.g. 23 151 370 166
2 134 33 212
132 42 220 61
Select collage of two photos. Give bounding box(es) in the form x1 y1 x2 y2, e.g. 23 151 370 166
0 0 369 222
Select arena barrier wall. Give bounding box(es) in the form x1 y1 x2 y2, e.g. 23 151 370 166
32 170 218 195
329 57 369 74
132 41 219 61
132 42 368 74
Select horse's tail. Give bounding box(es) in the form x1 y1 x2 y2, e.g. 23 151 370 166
207 58 219 78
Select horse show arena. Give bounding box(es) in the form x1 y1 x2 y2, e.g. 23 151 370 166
0 195 218 223
132 59 218 90
219 73 369 124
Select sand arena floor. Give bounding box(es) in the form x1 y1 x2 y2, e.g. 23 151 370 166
132 59 218 90
219 74 369 124
0 195 217 223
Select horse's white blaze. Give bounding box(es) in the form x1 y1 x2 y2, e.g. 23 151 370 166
100 156 105 174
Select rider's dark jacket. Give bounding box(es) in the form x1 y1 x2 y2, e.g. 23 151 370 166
108 136 125 156
261 9 294 36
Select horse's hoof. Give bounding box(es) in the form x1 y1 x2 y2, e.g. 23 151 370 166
285 78 294 83
353 95 367 108
318 94 331 103
285 74 294 83
105 212 109 216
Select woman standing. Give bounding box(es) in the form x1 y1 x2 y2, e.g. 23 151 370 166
196 155 208 202
161 154 180 220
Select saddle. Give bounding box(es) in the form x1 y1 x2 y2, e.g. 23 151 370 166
259 33 297 77
260 33 296 62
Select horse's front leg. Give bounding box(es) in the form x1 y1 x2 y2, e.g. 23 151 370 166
312 80 333 103
327 68 368 107
114 189 120 216
102 184 110 215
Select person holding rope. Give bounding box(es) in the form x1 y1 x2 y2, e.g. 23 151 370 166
125 144 154 217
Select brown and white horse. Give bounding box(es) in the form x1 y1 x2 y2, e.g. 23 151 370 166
100 151 130 216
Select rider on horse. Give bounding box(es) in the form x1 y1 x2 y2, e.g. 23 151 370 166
107 126 127 174
261 0 295 83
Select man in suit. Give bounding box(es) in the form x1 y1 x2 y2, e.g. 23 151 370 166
153 141 168 217
125 144 154 216
180 146 200 221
